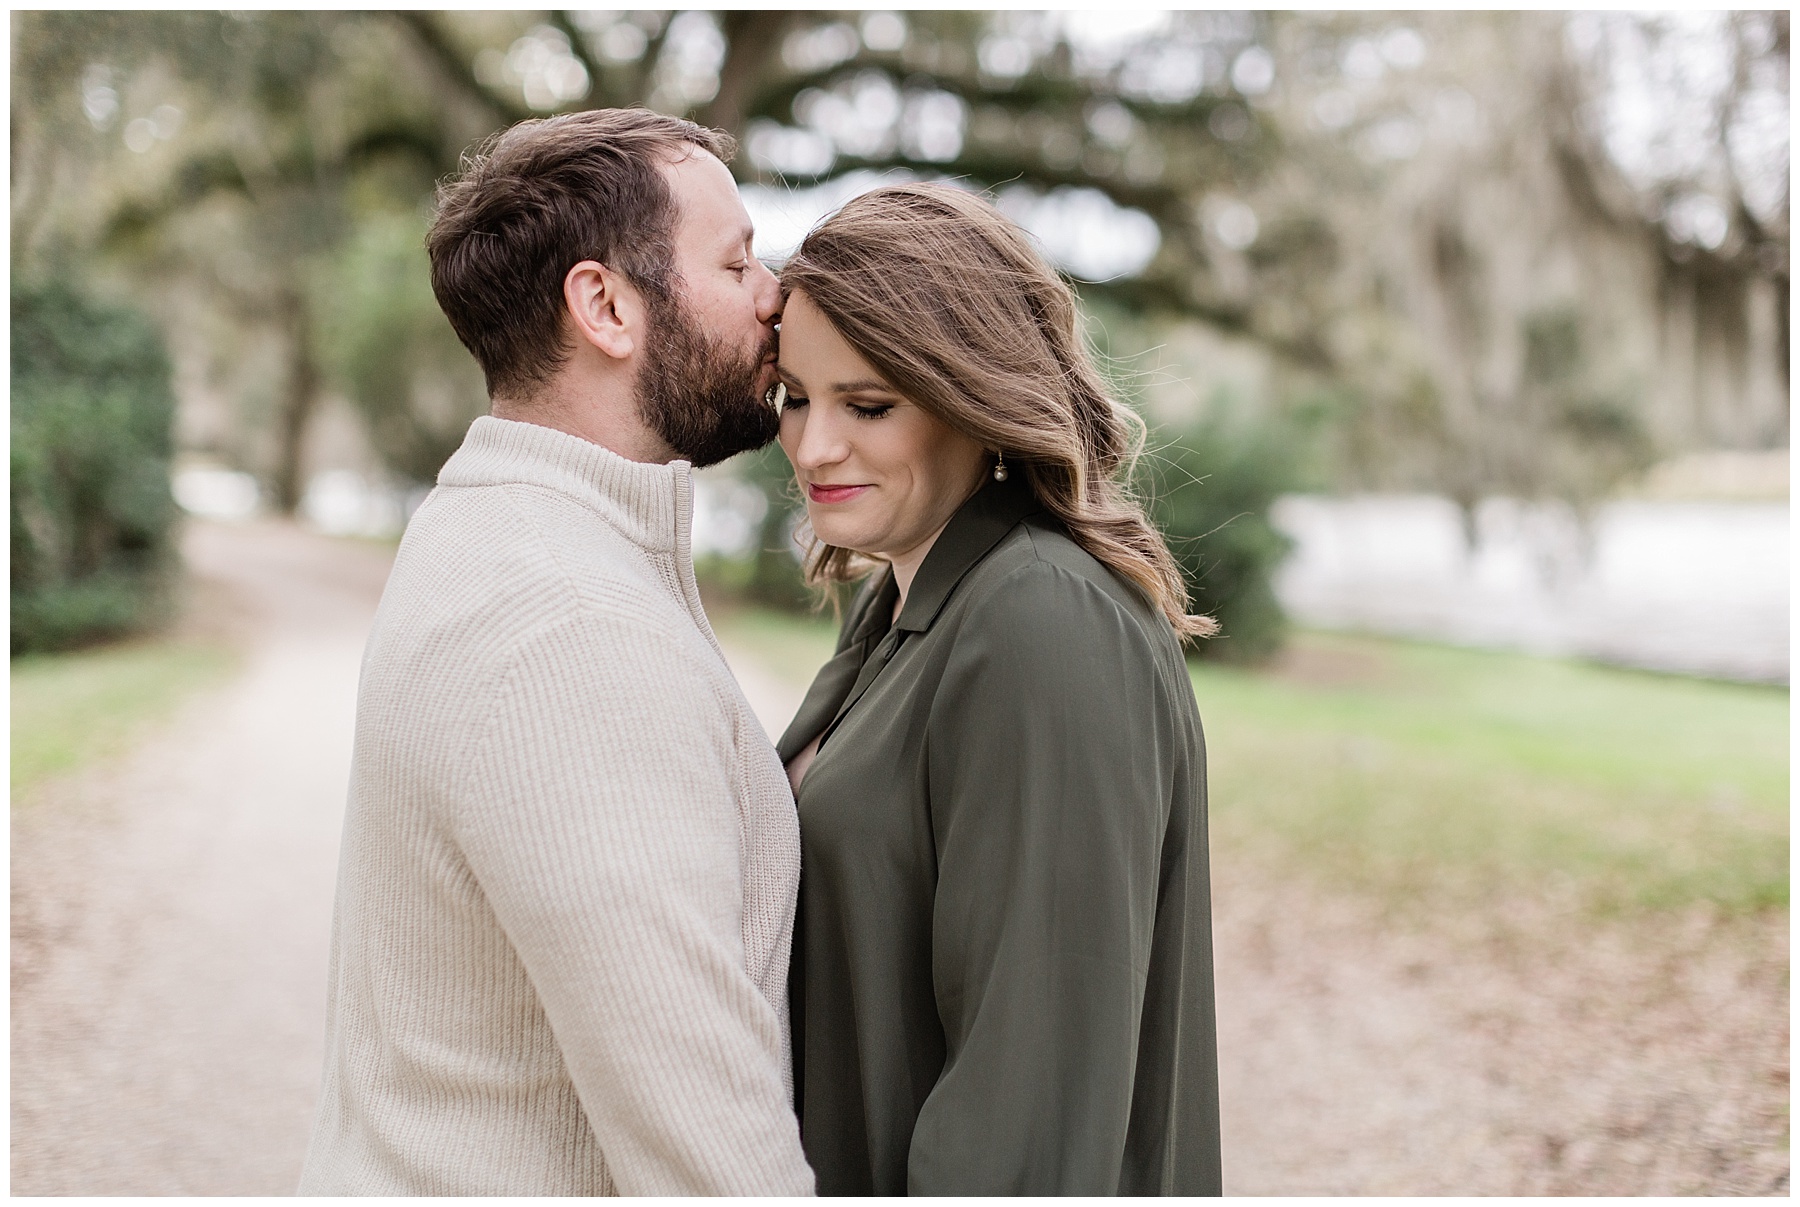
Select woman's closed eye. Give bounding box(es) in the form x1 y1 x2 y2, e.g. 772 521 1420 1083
775 383 889 419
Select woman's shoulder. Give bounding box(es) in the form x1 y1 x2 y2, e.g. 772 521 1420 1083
927 520 1195 729
956 517 1169 651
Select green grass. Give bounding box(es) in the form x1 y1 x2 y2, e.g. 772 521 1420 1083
11 638 239 801
1190 633 1788 916
713 607 1789 917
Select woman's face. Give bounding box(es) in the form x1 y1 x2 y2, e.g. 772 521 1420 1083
776 290 989 567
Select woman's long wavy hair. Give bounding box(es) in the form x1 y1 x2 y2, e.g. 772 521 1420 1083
779 183 1217 641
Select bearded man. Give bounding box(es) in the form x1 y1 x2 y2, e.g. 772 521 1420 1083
298 109 814 1196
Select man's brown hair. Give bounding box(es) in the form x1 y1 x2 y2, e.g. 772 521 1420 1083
427 108 735 401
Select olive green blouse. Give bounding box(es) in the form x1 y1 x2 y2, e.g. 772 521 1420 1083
775 476 1221 1196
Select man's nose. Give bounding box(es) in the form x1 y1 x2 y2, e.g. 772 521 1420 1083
752 258 782 325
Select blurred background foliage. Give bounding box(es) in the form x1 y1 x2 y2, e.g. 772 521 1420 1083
10 10 1789 658
11 280 178 654
317 209 491 485
1146 410 1303 664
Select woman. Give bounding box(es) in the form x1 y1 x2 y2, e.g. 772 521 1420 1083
771 184 1221 1196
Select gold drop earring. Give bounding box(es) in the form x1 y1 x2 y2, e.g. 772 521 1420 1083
992 451 1008 482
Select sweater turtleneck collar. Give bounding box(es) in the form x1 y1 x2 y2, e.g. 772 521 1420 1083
437 415 693 555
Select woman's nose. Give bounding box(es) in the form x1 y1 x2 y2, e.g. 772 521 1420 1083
791 410 849 470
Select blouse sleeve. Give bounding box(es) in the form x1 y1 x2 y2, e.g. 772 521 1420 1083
910 560 1176 1195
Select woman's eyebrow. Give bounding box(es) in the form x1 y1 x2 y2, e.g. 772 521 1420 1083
831 378 894 395
773 368 895 396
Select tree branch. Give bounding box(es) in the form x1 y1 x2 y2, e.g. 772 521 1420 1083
390 11 527 129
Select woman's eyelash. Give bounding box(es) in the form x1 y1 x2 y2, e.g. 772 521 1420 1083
774 387 887 418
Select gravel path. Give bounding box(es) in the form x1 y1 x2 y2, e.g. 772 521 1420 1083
1209 871 1788 1195
11 519 392 1195
12 519 1786 1195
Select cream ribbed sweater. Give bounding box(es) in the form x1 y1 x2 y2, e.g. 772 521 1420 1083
298 416 814 1196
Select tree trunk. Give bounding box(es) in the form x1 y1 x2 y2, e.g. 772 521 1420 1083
271 290 319 515
700 12 794 138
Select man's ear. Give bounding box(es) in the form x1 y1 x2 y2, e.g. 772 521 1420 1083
563 260 644 361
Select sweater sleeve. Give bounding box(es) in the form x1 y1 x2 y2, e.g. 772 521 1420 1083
910 561 1173 1195
454 610 815 1196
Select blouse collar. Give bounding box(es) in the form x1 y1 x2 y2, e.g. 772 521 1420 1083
893 473 1044 634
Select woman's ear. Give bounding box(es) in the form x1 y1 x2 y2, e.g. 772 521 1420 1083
563 260 645 361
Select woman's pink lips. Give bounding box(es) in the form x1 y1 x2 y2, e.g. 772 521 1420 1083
807 483 870 505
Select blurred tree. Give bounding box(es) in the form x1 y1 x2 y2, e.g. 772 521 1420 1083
408 10 1280 323
1564 11 1789 454
12 279 178 654
12 11 486 512
1244 11 1786 532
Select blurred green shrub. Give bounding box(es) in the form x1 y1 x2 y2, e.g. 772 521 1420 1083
11 279 179 655
696 442 814 612
737 443 815 610
1144 412 1301 664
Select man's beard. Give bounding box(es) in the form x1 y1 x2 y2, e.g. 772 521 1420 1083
635 289 778 469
